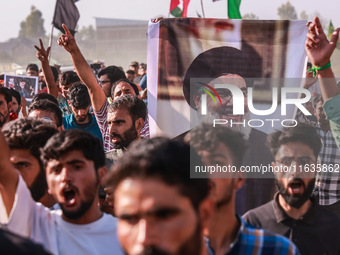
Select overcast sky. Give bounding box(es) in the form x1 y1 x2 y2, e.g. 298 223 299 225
0 0 339 42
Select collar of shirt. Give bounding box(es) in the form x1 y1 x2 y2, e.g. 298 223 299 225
70 113 92 127
272 192 318 225
205 215 243 255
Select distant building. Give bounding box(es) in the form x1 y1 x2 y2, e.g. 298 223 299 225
95 17 148 70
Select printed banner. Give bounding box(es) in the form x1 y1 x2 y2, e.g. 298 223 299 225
4 74 38 101
147 18 308 138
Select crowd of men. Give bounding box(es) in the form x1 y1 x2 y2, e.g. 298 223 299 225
0 17 339 255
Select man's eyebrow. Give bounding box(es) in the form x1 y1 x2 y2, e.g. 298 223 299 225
66 159 86 164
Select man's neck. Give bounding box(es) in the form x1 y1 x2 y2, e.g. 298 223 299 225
209 202 240 255
74 113 91 125
278 194 312 220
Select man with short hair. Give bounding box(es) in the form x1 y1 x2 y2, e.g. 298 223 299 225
0 87 13 128
105 95 146 162
125 70 135 83
28 99 63 130
243 123 340 255
2 118 58 208
106 137 214 255
0 129 123 254
63 83 102 141
26 63 39 77
98 65 126 98
8 89 21 115
35 40 80 117
57 24 149 153
190 123 298 255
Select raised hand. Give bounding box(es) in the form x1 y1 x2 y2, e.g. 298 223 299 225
34 39 50 63
57 24 78 53
305 17 340 67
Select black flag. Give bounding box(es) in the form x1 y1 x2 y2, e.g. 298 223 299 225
52 0 80 36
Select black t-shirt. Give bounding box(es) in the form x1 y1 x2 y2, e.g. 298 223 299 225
243 193 340 255
0 229 51 255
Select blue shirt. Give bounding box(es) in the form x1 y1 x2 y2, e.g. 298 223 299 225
63 114 103 142
206 216 299 255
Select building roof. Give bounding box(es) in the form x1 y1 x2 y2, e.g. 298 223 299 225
95 17 148 27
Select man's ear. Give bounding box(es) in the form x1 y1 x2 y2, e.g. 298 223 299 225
134 118 144 133
98 166 108 185
7 101 13 112
198 197 215 234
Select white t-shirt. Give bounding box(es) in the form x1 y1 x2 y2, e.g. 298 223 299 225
6 175 124 255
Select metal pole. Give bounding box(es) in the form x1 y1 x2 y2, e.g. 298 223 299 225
200 0 206 18
48 24 54 63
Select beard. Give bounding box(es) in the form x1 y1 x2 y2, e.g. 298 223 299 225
60 180 98 220
125 223 202 255
111 125 138 149
215 179 234 208
276 178 315 209
0 110 9 127
29 167 48 202
74 114 88 123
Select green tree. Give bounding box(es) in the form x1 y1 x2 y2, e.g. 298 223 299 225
242 13 259 19
300 11 309 21
19 6 45 39
277 1 297 20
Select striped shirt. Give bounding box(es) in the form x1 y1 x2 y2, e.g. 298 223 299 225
206 217 299 255
314 124 340 205
94 100 149 152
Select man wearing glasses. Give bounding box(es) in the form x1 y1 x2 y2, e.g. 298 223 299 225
97 66 126 100
243 123 340 255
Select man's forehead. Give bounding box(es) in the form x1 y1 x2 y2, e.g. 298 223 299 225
209 74 246 89
46 150 90 165
115 82 135 92
108 107 131 120
114 177 193 212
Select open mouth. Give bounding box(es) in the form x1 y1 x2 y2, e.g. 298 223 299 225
288 179 304 194
110 134 122 143
62 185 77 206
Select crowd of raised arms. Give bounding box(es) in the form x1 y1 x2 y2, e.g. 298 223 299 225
0 17 340 255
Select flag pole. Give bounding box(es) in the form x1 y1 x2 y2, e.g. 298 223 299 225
200 0 205 18
48 24 54 63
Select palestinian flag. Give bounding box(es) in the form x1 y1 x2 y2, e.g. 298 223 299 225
328 20 340 50
170 0 190 17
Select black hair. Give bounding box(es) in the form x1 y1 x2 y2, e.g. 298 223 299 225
267 123 322 159
50 66 59 83
190 123 247 169
8 89 21 105
31 92 59 105
2 118 58 201
126 70 135 75
106 137 209 210
108 95 146 122
111 78 139 98
41 129 105 171
26 63 39 73
67 83 91 109
98 65 126 83
28 99 63 127
0 87 12 104
60 71 80 86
